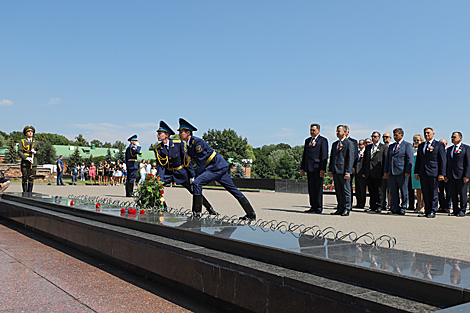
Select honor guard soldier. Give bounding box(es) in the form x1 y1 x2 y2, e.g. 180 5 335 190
125 134 141 197
154 121 218 215
177 118 256 220
19 125 38 196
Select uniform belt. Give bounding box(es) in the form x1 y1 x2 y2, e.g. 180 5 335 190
167 165 184 171
128 159 137 162
206 151 217 166
24 153 31 156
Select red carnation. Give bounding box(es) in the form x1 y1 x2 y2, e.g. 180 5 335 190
140 210 145 214
96 203 101 208
161 190 164 195
120 208 126 213
70 200 74 206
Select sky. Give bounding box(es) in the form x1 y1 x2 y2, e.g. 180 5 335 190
1 1 470 149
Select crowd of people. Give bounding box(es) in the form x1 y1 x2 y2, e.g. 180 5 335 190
65 159 127 186
301 124 469 218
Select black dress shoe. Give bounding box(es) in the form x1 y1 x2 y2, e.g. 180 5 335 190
448 212 456 216
364 208 373 212
376 208 382 213
304 208 316 213
418 212 426 217
330 210 342 215
398 210 406 215
387 211 396 215
341 210 350 216
426 213 436 218
457 211 466 217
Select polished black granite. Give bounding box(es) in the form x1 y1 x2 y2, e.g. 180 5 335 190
6 192 470 290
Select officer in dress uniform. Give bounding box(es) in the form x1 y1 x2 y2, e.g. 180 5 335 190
18 125 38 196
177 118 256 220
154 121 218 215
125 134 141 197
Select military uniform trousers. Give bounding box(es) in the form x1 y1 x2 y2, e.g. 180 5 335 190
127 169 138 184
21 161 36 184
192 165 244 199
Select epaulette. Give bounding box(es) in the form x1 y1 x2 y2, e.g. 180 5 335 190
155 143 162 149
172 139 181 143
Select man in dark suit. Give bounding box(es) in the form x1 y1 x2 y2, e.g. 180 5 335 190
445 132 470 217
353 139 367 209
437 139 452 213
384 128 413 215
345 127 358 202
363 131 388 213
301 123 329 213
414 127 446 218
329 125 355 216
381 133 392 209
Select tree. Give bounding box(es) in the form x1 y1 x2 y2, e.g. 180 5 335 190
203 129 248 167
114 149 125 163
0 134 5 147
3 137 19 164
102 142 112 148
252 154 276 178
35 141 57 165
105 148 113 163
68 146 83 169
34 133 71 145
231 165 245 178
245 144 256 163
112 140 126 151
90 139 103 147
74 134 89 147
276 153 295 179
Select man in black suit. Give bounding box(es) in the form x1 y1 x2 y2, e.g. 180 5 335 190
345 127 358 199
329 125 355 216
353 139 367 209
301 123 329 213
382 132 392 209
437 139 452 213
363 131 388 213
445 132 470 217
384 128 414 215
414 127 446 218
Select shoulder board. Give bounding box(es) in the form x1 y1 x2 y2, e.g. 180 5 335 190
155 143 162 149
172 139 181 143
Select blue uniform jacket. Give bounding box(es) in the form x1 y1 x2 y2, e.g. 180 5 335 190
186 136 228 176
125 144 141 170
384 140 413 176
414 140 446 177
301 135 328 173
154 139 194 184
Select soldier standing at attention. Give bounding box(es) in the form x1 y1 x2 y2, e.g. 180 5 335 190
18 125 38 196
125 134 141 197
154 121 218 215
177 118 256 220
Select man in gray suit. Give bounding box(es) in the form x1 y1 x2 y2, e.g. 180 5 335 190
329 125 355 216
383 128 414 215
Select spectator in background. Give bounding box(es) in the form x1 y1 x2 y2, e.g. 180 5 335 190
365 138 372 146
56 155 65 186
97 161 104 185
104 160 110 185
89 162 96 185
437 139 452 213
146 159 152 177
114 160 122 185
122 162 127 184
151 162 157 176
80 163 86 181
411 134 425 213
0 169 11 193
109 161 115 186
382 132 392 209
71 164 79 185
139 159 147 185
353 139 367 209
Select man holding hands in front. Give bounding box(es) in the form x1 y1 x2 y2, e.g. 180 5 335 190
414 127 446 218
301 123 328 214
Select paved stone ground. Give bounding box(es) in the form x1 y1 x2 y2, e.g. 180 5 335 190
0 219 224 312
5 182 470 260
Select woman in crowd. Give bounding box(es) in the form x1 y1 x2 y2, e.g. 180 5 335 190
412 134 425 213
114 160 122 185
89 162 96 185
122 162 127 184
151 162 157 176
138 159 146 185
97 161 104 185
109 161 115 186
104 160 110 185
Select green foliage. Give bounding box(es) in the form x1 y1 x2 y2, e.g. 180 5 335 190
0 134 5 147
112 140 126 150
252 143 303 179
252 154 276 178
35 141 57 165
3 137 19 164
102 142 112 148
245 144 255 162
90 139 103 147
134 174 165 209
0 131 8 140
231 164 245 178
74 134 89 146
9 131 25 143
105 149 112 163
114 149 125 163
68 146 82 169
34 133 71 145
202 129 248 167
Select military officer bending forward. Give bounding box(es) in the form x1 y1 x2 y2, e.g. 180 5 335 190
177 118 256 220
154 121 218 215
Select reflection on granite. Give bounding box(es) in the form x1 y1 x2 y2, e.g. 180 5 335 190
6 192 470 290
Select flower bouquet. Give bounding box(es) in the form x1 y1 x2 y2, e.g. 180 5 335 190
134 174 165 211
